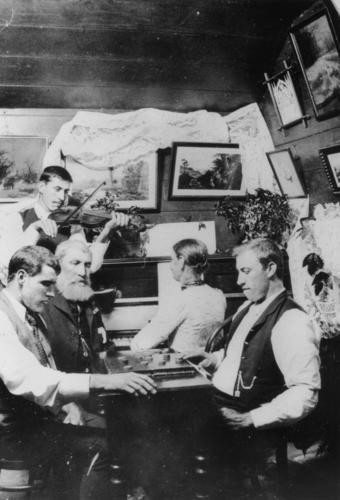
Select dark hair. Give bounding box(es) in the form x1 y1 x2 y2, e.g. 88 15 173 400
173 238 208 275
8 246 60 282
232 238 284 280
39 166 73 184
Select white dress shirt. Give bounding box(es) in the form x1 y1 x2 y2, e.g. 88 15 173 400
212 288 321 429
131 284 226 352
0 290 90 412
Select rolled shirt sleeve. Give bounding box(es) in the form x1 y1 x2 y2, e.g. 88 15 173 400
250 309 321 428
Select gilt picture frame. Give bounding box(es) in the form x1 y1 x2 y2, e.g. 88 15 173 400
319 144 340 194
65 151 160 212
169 142 244 200
266 149 306 198
290 7 340 120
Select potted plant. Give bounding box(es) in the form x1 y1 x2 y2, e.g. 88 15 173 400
216 188 294 246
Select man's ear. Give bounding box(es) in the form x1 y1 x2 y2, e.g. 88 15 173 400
266 261 277 279
17 269 28 286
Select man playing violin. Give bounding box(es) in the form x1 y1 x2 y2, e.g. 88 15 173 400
0 165 129 282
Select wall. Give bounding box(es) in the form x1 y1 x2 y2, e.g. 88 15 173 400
0 0 312 112
260 0 340 211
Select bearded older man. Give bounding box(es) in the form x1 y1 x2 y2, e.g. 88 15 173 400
42 238 107 376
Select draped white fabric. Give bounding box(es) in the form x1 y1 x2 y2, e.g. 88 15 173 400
42 104 279 195
43 108 231 170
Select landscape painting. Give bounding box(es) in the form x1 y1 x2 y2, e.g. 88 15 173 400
65 152 159 211
0 136 48 201
169 142 244 199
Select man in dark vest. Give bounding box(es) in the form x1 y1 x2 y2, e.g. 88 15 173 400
0 245 156 499
0 165 129 280
187 238 321 496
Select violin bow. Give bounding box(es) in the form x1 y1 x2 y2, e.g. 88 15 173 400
60 181 106 225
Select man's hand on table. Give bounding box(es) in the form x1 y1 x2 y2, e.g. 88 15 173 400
90 372 157 396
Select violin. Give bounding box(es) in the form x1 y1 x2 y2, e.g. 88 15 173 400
51 206 113 229
50 181 110 229
50 181 146 232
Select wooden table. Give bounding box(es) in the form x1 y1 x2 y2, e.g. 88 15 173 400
98 349 212 499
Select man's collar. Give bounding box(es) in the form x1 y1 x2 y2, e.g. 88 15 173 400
242 286 286 315
2 289 27 322
34 200 51 220
252 286 285 309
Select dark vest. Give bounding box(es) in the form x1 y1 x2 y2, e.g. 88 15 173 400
0 293 54 429
221 291 303 412
20 208 70 253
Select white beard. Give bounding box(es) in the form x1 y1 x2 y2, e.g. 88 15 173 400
57 275 94 302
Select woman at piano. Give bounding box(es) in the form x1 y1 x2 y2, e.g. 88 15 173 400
130 238 226 352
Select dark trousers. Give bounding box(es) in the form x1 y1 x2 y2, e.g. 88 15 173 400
0 419 110 500
193 390 285 499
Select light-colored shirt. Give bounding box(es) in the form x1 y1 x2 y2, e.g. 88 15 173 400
0 199 108 277
0 289 90 412
131 284 226 352
212 288 320 429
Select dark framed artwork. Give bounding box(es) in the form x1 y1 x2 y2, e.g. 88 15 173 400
319 144 340 194
290 7 340 120
266 149 306 198
65 151 160 212
169 142 244 200
0 136 48 202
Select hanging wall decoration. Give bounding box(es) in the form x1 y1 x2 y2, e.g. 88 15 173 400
263 60 309 130
266 149 306 198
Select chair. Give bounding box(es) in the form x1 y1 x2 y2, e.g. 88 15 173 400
0 459 49 500
0 459 33 499
205 314 233 353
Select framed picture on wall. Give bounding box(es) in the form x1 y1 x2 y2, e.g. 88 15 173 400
169 142 245 200
0 136 48 202
266 149 306 198
290 7 340 120
319 144 340 194
65 151 160 211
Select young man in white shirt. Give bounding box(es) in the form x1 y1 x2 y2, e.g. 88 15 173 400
0 165 129 281
186 238 320 496
0 245 156 499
